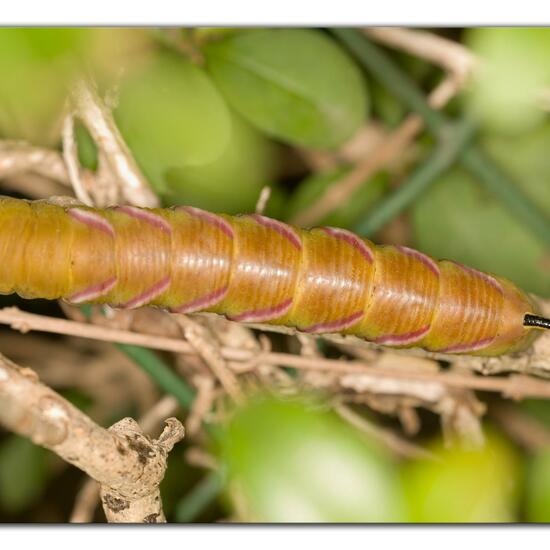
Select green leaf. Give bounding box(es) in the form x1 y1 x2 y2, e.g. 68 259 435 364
285 167 388 228
114 51 232 193
204 29 368 149
220 396 405 522
0 435 49 514
412 124 550 297
401 432 522 522
465 28 550 134
0 29 88 144
164 109 277 214
75 122 98 172
525 447 550 522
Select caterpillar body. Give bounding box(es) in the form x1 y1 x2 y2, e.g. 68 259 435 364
0 196 545 357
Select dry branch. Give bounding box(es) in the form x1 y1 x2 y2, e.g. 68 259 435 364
70 394 180 523
363 27 477 83
0 353 184 522
334 403 436 460
2 306 550 400
71 79 159 208
175 315 244 404
0 140 69 183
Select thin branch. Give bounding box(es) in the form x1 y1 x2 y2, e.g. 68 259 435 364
0 354 184 523
363 27 477 84
490 403 550 451
0 140 69 183
3 307 550 399
175 315 244 405
70 479 100 524
71 79 159 208
334 403 436 461
70 394 180 523
255 185 272 215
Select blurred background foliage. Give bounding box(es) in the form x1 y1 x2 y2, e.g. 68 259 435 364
1 26 550 523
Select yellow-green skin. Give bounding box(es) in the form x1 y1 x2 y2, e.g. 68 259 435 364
0 197 538 356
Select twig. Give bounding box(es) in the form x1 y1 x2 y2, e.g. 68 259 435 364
334 403 436 460
140 394 180 434
491 403 550 451
69 393 180 523
70 479 100 523
0 140 69 183
71 79 159 208
175 315 244 405
0 354 184 523
255 185 272 215
1 172 68 199
3 307 550 399
363 27 476 84
186 375 215 437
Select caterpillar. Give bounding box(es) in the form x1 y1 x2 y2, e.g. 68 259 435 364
0 195 547 357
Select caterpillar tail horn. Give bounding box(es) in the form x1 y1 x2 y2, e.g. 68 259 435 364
524 314 550 330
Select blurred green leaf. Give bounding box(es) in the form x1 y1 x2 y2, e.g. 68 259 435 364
412 124 550 297
520 399 550 426
0 435 49 514
193 28 244 44
114 51 232 194
465 28 550 134
164 109 277 214
525 447 550 522
87 28 155 87
75 122 98 172
285 167 388 228
204 29 368 149
401 432 522 522
221 396 405 522
370 80 406 128
0 28 88 144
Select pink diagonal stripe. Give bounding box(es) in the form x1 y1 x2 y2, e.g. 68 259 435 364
396 246 440 277
449 261 503 294
321 227 374 263
69 208 115 237
438 336 495 354
372 324 431 346
179 206 234 239
116 205 172 234
302 310 364 334
248 214 302 250
170 286 229 314
119 276 171 309
67 276 117 304
228 298 293 323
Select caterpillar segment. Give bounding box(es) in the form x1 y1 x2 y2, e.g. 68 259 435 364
0 196 545 356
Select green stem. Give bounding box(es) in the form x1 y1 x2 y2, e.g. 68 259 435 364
116 343 195 410
332 28 445 134
355 119 476 237
461 147 550 248
333 28 550 249
175 470 225 522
